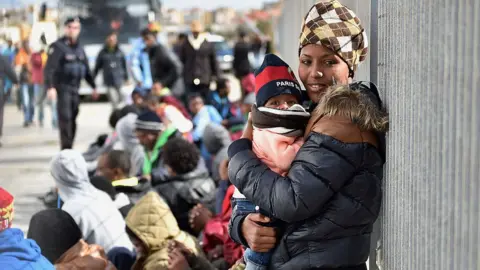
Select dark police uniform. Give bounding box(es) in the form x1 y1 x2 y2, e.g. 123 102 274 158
44 35 96 149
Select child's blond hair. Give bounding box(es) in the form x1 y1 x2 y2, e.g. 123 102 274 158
313 84 389 133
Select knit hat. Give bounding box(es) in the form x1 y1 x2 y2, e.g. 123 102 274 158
27 209 83 263
0 188 14 231
135 110 164 132
254 54 303 107
299 0 368 77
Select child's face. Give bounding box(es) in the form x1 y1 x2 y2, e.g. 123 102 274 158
132 94 143 106
189 97 204 115
264 94 299 110
152 82 163 96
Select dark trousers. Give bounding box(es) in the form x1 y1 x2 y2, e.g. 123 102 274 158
56 87 80 149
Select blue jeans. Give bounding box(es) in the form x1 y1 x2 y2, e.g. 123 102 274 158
21 84 34 124
235 199 274 270
33 84 58 128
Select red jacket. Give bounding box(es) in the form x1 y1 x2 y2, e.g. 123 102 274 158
30 52 44 84
202 185 243 266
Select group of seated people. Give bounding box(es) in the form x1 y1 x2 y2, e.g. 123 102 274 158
0 78 254 270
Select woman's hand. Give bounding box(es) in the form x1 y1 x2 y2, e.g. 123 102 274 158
241 213 277 252
241 112 253 140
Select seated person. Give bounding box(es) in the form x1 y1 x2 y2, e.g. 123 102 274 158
168 240 216 270
50 150 133 252
116 110 145 176
208 78 244 132
188 94 223 167
0 188 54 269
125 192 203 270
151 82 191 120
95 150 151 205
28 208 115 270
159 138 216 236
144 93 193 142
135 110 182 185
230 92 255 141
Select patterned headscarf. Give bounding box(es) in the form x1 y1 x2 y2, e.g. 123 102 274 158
299 0 368 77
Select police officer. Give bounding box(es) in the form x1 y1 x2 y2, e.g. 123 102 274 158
44 17 98 150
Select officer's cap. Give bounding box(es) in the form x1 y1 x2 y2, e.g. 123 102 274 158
64 17 80 26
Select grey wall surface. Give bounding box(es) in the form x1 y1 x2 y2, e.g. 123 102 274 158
376 1 480 269
277 1 480 269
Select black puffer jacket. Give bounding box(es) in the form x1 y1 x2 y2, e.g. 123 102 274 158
154 158 216 235
228 117 384 269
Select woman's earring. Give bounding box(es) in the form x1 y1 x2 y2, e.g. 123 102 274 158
317 71 323 78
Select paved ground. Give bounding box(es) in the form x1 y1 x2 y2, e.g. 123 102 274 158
0 103 111 233
0 74 241 234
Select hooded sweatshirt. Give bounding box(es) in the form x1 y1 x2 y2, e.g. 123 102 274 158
116 113 145 176
50 150 133 253
0 228 54 270
126 192 202 270
202 123 232 183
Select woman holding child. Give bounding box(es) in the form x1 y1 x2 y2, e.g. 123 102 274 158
228 1 387 270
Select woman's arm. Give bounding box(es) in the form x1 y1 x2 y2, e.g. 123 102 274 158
228 133 357 223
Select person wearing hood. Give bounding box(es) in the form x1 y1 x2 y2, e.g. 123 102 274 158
135 110 182 185
27 208 116 270
0 187 54 269
159 138 216 235
179 21 220 102
93 32 129 109
125 192 203 270
50 149 133 253
116 111 145 176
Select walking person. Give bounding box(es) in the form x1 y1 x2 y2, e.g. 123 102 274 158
16 40 33 127
179 21 219 102
0 55 18 147
233 31 253 97
44 17 98 150
93 32 129 110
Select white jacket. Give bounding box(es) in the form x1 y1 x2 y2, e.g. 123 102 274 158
50 150 133 253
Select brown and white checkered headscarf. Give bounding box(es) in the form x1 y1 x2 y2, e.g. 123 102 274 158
299 0 368 76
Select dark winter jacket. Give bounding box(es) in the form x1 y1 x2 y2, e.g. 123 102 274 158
179 34 219 86
228 115 384 269
0 55 18 84
93 45 128 88
233 40 251 78
145 44 179 89
154 158 216 235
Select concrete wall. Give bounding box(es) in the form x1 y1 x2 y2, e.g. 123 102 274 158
276 1 480 269
376 1 480 269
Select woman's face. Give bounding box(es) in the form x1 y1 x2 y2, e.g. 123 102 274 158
298 44 351 103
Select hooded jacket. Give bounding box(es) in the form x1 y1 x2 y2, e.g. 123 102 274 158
0 228 54 270
154 158 216 235
126 192 202 270
227 83 386 269
203 123 232 183
55 239 116 270
50 150 133 253
116 113 145 176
